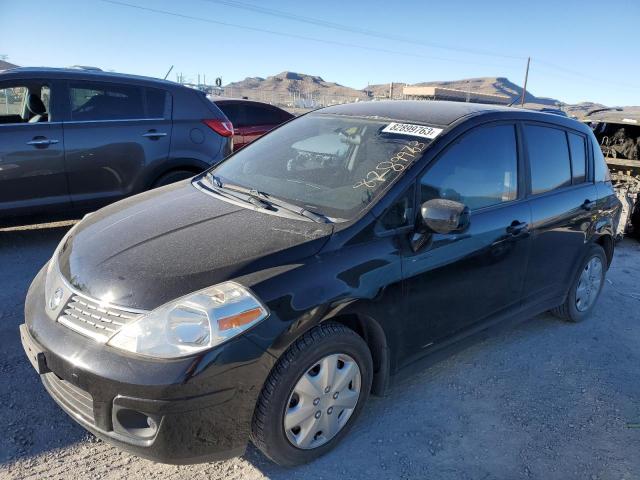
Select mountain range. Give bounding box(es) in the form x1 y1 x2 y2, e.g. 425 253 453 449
225 71 638 120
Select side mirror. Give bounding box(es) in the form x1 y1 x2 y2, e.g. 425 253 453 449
420 198 470 234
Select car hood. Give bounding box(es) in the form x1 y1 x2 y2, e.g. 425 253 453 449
57 181 333 310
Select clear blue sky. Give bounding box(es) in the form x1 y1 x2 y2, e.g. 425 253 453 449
1 0 638 106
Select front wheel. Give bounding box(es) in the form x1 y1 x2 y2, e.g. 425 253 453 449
551 244 607 322
251 322 373 466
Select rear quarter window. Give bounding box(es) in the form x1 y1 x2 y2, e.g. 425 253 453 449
567 132 587 183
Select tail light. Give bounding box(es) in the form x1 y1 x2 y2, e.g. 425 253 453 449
203 119 234 137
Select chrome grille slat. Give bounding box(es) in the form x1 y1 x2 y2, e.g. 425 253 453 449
57 295 142 341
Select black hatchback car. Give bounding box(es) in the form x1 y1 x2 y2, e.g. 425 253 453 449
0 67 233 219
20 101 620 466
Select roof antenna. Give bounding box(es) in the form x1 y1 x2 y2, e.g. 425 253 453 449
521 57 530 107
163 65 174 80
507 56 531 108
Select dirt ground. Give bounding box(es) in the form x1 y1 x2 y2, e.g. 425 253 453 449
1 222 640 480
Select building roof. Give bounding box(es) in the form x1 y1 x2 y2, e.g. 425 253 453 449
402 86 511 105
318 100 517 126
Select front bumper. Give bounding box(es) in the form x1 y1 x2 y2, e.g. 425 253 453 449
21 267 275 464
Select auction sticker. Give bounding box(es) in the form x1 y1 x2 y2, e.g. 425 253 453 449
382 122 443 139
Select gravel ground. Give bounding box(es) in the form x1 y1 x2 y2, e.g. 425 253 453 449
1 222 640 480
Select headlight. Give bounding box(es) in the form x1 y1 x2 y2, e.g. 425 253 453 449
107 282 269 359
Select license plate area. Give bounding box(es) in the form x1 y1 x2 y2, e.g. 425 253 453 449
20 324 49 374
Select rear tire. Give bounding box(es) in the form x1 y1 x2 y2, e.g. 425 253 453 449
251 322 373 466
152 170 195 188
551 244 607 322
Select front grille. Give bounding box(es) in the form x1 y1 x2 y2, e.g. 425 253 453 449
58 295 142 342
42 373 95 425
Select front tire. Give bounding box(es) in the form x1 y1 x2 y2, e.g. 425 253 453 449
251 322 373 466
551 244 607 322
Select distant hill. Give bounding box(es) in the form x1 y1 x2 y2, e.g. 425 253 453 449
0 60 18 70
224 71 369 102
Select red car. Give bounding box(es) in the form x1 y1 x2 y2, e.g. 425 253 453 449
213 99 294 150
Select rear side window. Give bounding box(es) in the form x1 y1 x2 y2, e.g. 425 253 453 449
567 132 587 183
419 124 518 210
525 125 571 195
69 81 144 121
146 88 167 118
244 104 284 126
216 103 245 126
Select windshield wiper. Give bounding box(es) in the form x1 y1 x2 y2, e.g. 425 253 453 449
205 173 274 210
207 174 330 223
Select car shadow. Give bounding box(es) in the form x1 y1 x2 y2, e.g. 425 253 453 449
240 312 563 479
0 221 87 464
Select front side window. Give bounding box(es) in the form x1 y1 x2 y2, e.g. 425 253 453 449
0 85 27 118
69 81 144 121
526 125 571 195
419 124 518 210
0 84 50 124
209 114 437 219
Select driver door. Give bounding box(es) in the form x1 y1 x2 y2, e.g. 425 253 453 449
401 123 532 359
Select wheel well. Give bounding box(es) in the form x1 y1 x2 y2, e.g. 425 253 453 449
596 234 614 267
151 165 203 187
328 314 390 396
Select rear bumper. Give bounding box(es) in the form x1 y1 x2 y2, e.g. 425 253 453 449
21 267 274 464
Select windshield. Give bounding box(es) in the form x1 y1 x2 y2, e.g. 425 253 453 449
208 113 435 220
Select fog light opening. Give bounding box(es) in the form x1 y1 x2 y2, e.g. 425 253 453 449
113 408 159 440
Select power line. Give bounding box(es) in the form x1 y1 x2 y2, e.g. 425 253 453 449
535 59 640 91
199 0 525 61
97 0 521 71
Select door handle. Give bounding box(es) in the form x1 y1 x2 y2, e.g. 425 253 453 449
582 199 596 211
506 221 529 237
142 131 167 138
27 138 59 147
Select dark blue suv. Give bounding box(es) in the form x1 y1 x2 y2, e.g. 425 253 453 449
0 67 233 219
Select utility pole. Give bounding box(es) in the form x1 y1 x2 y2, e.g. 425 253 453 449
521 57 530 108
389 82 393 99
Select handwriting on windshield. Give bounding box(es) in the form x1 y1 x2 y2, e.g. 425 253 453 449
353 141 427 189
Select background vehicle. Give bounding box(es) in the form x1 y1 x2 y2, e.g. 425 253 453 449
585 116 640 237
0 67 233 220
213 98 293 150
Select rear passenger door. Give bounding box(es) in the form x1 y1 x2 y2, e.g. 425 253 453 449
521 123 597 306
62 80 172 210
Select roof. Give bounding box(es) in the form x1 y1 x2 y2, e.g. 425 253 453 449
317 100 518 126
0 66 179 89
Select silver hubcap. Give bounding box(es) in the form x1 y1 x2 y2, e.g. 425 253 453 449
284 353 361 450
575 256 603 312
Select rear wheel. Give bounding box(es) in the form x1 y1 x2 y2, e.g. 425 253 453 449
551 244 607 322
152 170 195 188
251 322 372 466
